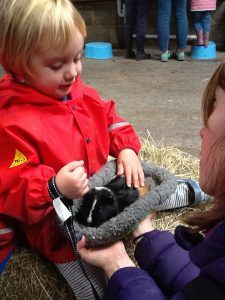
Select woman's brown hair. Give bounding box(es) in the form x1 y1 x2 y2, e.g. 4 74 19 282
186 62 225 232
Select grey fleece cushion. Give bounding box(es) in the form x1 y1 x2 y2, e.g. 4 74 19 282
72 160 177 247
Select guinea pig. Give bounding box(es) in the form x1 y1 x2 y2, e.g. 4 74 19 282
75 175 142 227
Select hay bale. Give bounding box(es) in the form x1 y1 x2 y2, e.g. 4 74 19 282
1 134 206 299
140 132 200 179
0 247 72 299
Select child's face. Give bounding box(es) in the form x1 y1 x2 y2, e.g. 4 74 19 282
24 31 84 99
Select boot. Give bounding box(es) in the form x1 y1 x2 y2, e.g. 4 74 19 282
124 34 135 59
195 29 203 46
136 35 151 61
203 31 210 47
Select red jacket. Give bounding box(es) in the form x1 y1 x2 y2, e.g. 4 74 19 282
0 74 141 264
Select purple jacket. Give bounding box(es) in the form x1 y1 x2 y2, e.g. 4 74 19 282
105 220 225 300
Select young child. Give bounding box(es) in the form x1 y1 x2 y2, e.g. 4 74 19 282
77 62 225 299
190 0 217 47
0 0 144 299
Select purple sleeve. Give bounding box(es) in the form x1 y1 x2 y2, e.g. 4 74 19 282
134 230 200 296
106 267 166 300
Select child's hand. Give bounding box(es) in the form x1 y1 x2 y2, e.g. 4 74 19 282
117 149 144 188
55 160 89 199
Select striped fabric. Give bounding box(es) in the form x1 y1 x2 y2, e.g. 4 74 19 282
156 181 211 211
157 183 190 211
56 260 107 300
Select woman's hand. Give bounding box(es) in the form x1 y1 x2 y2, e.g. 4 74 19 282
55 160 89 199
117 148 145 188
77 237 135 279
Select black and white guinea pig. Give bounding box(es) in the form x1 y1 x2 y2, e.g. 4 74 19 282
75 175 145 227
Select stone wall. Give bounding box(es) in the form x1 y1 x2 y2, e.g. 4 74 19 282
75 1 124 47
74 0 225 50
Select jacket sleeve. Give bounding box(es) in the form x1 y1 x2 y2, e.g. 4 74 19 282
134 230 200 297
105 267 166 300
102 99 141 157
0 124 55 226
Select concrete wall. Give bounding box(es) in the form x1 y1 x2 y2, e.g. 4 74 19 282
74 0 225 50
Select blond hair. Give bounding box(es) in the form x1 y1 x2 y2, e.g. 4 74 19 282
0 0 86 75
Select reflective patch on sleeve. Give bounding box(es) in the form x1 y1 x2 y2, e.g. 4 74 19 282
0 227 13 235
108 121 129 131
9 149 28 168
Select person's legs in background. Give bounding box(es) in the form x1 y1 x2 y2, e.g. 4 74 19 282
136 0 151 60
201 11 211 47
124 0 136 59
193 11 204 45
157 0 172 62
173 0 188 61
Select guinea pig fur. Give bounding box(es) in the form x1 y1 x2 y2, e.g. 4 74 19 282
75 175 139 227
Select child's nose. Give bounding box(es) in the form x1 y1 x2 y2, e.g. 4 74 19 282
65 63 77 81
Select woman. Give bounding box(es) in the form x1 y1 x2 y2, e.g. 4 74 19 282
157 0 188 62
124 0 151 61
77 62 225 299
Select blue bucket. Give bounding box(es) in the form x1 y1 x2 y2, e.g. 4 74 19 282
85 42 113 60
190 41 217 60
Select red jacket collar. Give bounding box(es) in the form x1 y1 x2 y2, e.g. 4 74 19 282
0 74 84 108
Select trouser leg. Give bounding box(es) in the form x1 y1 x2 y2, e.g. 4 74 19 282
157 0 171 52
136 0 149 55
23 216 106 299
56 260 107 300
201 11 211 46
174 0 188 50
193 11 204 45
201 11 211 33
124 0 136 56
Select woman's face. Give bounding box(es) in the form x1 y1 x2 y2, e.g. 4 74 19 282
199 87 225 197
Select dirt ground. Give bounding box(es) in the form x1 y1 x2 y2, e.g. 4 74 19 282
1 47 224 157
81 47 225 157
